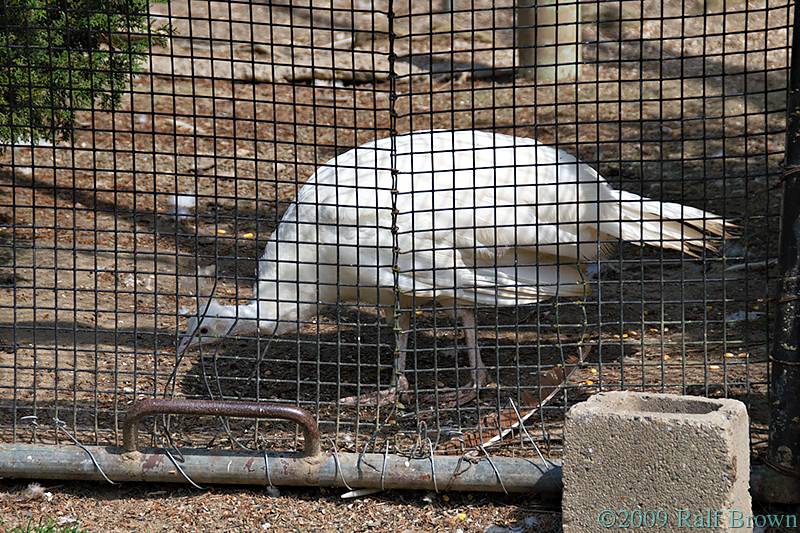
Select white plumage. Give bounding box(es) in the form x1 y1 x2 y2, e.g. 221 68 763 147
178 130 729 401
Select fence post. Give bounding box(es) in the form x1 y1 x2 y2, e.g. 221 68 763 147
516 0 581 82
767 0 800 478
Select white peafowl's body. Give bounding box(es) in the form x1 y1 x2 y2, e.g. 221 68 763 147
179 130 729 403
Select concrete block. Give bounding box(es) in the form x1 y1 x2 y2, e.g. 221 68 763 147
563 391 751 533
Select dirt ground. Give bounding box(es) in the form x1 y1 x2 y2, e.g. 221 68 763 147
0 481 560 532
0 0 792 527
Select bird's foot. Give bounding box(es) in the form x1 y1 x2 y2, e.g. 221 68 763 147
422 368 489 408
428 386 479 408
339 375 410 407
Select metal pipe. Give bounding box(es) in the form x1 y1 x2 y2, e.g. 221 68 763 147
516 0 581 82
123 399 321 457
6 443 799 499
767 0 800 478
0 444 562 494
0 444 800 504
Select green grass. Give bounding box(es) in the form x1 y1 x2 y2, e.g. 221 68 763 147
4 521 89 533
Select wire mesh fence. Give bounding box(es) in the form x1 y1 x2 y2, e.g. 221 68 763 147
0 0 791 464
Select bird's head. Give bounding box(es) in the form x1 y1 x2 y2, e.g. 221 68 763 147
178 266 248 355
177 301 239 354
177 298 240 355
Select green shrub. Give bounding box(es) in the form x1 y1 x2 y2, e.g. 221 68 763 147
0 0 168 144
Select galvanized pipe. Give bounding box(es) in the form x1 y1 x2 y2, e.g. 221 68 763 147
6 443 800 500
768 0 800 479
0 444 562 494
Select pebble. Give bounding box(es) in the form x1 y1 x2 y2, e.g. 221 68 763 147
167 194 196 218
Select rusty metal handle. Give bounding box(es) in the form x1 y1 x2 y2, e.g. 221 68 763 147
123 399 321 457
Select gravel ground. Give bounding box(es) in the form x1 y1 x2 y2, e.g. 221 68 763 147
0 481 561 532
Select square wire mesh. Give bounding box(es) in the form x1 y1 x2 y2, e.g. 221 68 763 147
0 0 790 459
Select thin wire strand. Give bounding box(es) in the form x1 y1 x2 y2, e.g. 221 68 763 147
54 419 116 485
478 444 508 495
329 438 353 491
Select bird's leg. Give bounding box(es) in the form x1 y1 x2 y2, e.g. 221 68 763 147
458 308 488 389
339 310 410 407
422 308 489 408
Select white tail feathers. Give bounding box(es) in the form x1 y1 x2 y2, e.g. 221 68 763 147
601 190 733 257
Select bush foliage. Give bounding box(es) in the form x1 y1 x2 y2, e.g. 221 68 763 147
0 0 167 144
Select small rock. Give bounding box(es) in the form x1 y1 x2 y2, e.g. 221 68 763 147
138 274 155 291
722 241 747 259
56 516 77 526
14 167 33 178
266 485 280 497
167 194 197 218
271 162 288 176
485 519 533 533
724 310 766 322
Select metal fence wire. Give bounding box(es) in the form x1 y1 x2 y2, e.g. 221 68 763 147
0 0 791 470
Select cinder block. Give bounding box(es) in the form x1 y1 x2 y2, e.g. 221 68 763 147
563 391 751 533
